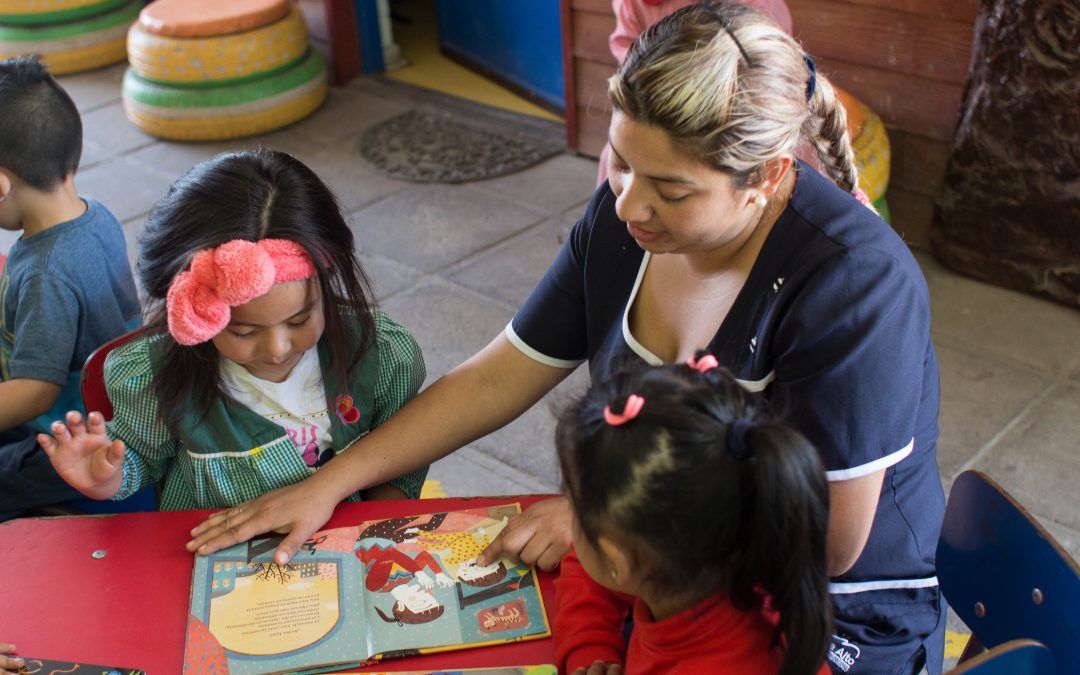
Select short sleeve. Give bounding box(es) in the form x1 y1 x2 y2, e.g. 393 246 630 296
103 336 181 499
771 250 930 480
507 191 604 369
7 274 80 384
369 310 428 499
609 0 646 65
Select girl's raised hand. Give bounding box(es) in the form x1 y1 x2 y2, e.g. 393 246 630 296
572 661 624 675
37 410 126 500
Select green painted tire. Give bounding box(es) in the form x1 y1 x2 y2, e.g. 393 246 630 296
0 0 137 74
0 0 126 26
121 48 328 141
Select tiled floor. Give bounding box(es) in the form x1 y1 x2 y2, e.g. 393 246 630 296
3 65 1078 663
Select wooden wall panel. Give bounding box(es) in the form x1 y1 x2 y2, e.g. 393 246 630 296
831 0 978 23
792 1 973 85
814 56 964 141
571 10 617 64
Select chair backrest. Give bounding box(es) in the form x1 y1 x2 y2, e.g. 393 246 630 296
947 639 1056 675
80 327 146 421
937 470 1080 675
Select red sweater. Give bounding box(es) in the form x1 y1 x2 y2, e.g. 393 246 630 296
554 550 829 674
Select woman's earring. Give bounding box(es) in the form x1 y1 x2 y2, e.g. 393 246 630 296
610 569 618 581
754 195 768 209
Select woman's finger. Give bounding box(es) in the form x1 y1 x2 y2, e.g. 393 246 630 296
65 410 86 435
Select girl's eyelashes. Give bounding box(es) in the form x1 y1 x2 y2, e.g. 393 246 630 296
228 329 255 339
659 192 691 203
287 315 310 328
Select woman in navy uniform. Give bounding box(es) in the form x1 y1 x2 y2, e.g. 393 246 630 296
190 3 945 672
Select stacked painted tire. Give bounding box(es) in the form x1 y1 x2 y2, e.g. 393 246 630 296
0 0 137 74
122 0 327 141
836 87 891 222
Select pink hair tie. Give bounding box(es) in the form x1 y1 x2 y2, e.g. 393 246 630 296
603 394 645 426
687 354 719 373
166 239 317 345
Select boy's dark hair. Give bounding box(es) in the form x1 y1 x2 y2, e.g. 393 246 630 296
0 56 83 190
557 358 832 675
138 148 377 433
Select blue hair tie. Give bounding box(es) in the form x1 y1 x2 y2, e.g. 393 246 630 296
727 418 756 461
804 54 817 101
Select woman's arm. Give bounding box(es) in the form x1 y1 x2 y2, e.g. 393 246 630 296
187 332 572 563
827 469 885 577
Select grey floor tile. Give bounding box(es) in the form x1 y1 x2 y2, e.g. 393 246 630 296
57 63 125 112
360 252 421 303
427 446 559 497
297 143 412 212
0 229 18 253
76 157 174 223
934 337 1053 481
352 183 545 273
126 141 238 180
473 366 590 489
918 251 1080 374
80 140 110 171
379 279 512 380
289 87 412 146
445 222 563 309
466 153 599 215
81 102 156 158
971 382 1080 532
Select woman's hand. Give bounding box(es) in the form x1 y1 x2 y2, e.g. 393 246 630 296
477 496 573 571
0 642 24 675
37 411 125 500
186 480 339 564
572 661 624 675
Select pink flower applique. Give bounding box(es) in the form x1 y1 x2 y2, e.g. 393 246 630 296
335 394 361 425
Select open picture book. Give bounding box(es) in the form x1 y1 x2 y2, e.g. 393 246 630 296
183 504 551 675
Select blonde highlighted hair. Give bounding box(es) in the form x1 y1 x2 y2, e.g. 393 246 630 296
609 0 858 193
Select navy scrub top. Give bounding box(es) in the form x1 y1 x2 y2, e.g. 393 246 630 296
507 161 945 592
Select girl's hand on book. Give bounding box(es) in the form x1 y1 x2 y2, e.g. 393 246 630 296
37 411 125 500
186 479 338 564
477 495 572 572
0 642 25 675
572 661 624 675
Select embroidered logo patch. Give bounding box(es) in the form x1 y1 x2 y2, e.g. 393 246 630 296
828 635 861 672
335 394 360 425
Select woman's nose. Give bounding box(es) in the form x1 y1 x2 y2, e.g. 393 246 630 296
614 176 650 224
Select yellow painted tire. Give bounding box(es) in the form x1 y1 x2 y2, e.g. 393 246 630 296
0 0 137 74
121 49 327 141
852 103 890 203
126 4 308 87
0 0 125 25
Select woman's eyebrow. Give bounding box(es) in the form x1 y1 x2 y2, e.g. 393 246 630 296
608 139 696 186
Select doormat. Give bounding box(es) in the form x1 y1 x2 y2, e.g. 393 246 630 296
358 109 563 183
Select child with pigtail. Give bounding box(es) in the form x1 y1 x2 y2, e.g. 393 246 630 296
554 355 831 675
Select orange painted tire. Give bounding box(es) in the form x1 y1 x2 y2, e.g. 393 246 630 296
137 0 289 38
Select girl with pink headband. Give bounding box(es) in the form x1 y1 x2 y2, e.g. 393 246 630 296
554 356 830 674
37 149 428 511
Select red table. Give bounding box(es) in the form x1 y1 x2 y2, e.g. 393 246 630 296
0 495 560 673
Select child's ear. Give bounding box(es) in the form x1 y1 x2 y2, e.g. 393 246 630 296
0 170 12 202
597 534 636 591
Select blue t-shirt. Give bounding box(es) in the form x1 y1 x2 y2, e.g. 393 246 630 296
508 162 944 592
0 198 141 433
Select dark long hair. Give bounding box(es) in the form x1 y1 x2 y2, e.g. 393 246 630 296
557 359 831 675
138 148 376 433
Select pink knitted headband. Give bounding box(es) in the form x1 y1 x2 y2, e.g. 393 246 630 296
166 239 317 345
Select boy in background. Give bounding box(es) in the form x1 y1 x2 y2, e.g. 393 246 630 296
0 56 140 520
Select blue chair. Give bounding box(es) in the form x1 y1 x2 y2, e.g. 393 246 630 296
948 639 1055 674
65 327 157 514
937 470 1080 674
